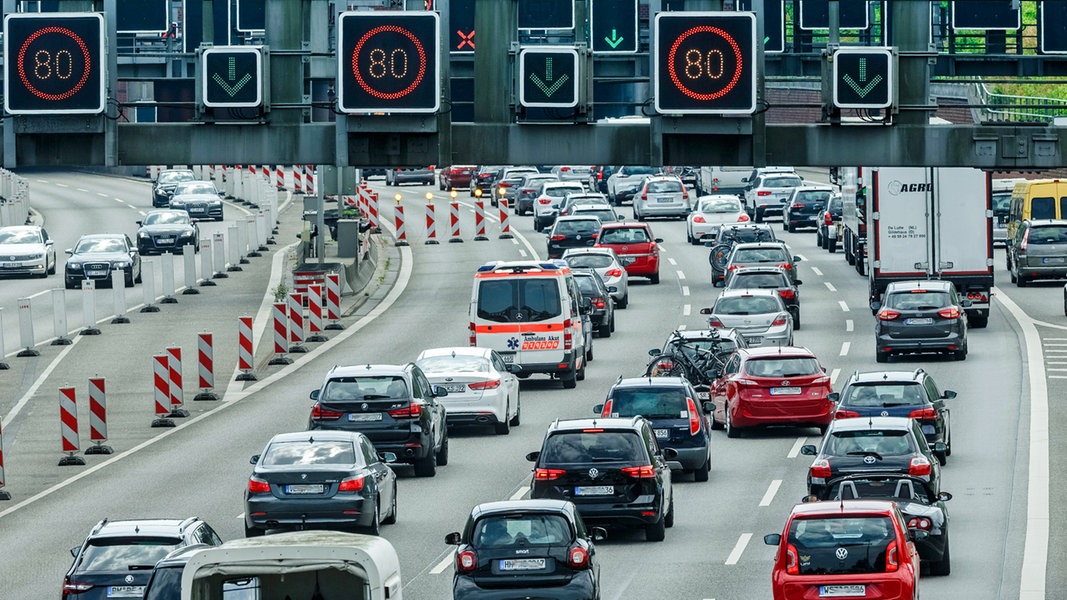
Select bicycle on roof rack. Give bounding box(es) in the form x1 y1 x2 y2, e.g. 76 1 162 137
643 330 728 396
708 226 776 287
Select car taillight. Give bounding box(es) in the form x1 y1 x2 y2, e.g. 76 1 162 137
499 181 512 188
641 193 648 200
468 379 500 390
791 202 804 209
597 171 604 180
967 291 988 302
457 550 477 572
534 468 566 480
938 307 961 319
771 315 789 327
909 407 937 420
785 543 799 575
63 578 93 594
651 359 673 375
564 319 572 350
687 397 701 435
551 234 565 241
568 546 590 569
824 211 833 225
479 173 491 179
605 268 622 277
707 317 725 328
248 476 271 494
539 198 551 204
1020 227 1030 251
777 263 792 270
909 456 932 477
601 399 613 417
757 190 772 196
907 517 932 530
338 475 365 492
809 459 832 479
778 289 795 300
693 215 706 223
388 401 423 419
310 405 343 421
885 540 899 572
835 409 861 419
469 322 477 346
621 465 656 478
561 166 571 172
877 309 901 321
593 297 606 309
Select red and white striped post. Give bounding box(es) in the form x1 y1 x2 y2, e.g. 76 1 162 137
307 284 328 342
151 354 176 428
269 302 293 365
194 333 219 400
369 192 380 232
394 197 409 246
293 165 304 194
236 316 257 380
85 377 113 455
288 292 308 353
275 165 285 189
449 198 464 243
305 165 315 195
499 198 514 239
167 346 188 417
58 386 85 466
325 273 344 330
425 197 439 244
0 418 10 500
474 199 489 241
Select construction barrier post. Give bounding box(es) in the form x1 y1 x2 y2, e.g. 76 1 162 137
199 237 216 286
151 354 176 427
51 290 72 345
305 165 315 195
245 216 261 258
425 196 439 245
394 197 409 246
181 245 199 295
0 418 11 499
167 346 188 417
474 200 489 241
17 297 40 356
194 332 219 400
109 269 131 324
236 316 257 380
58 386 85 466
140 260 160 313
307 283 328 342
160 254 178 304
369 192 380 232
85 377 113 455
79 279 102 335
293 165 303 194
325 273 344 330
288 292 308 353
0 309 7 369
499 198 514 239
268 302 293 365
213 231 228 278
449 196 464 243
227 224 243 271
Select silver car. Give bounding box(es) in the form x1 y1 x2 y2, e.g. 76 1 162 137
743 171 803 223
415 346 521 435
1008 219 1067 286
633 175 690 221
562 247 630 308
700 289 793 347
0 225 56 278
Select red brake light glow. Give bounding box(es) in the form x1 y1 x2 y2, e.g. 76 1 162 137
337 475 365 492
310 405 343 421
457 550 477 572
248 476 270 494
388 401 423 419
568 546 590 568
785 543 799 575
469 322 477 346
757 191 771 196
878 309 901 321
687 397 701 435
551 234 565 241
693 215 706 223
738 213 750 222
62 579 94 594
605 268 623 277
909 407 937 420
621 465 656 478
778 289 796 300
907 517 932 530
707 317 725 328
885 540 900 572
835 409 861 419
771 315 789 327
824 212 833 225
468 379 500 390
938 307 961 319
600 399 613 417
534 468 566 480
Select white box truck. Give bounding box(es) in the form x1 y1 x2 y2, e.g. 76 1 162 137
864 167 994 328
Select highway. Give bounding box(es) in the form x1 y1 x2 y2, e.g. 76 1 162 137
0 171 1059 599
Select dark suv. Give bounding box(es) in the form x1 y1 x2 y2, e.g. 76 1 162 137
783 185 834 232
595 377 711 482
141 544 214 600
1008 219 1067 286
308 363 449 477
547 215 602 259
871 280 969 362
152 169 196 208
526 417 679 541
63 518 222 600
572 269 615 338
831 368 955 465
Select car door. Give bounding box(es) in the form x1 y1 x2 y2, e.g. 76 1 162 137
911 420 942 490
642 423 672 509
491 351 519 412
922 376 950 443
710 353 741 425
413 368 445 451
361 435 394 509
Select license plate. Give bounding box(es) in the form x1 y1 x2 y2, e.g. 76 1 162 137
158 237 175 244
1043 257 1065 264
575 485 613 496
499 353 515 364
905 317 934 325
107 586 145 598
654 428 670 439
500 558 546 571
443 384 467 393
190 207 205 212
348 412 382 422
819 584 866 597
656 196 675 203
87 270 106 277
0 262 19 268
746 336 762 344
619 257 636 266
286 484 324 494
771 387 801 395
697 391 710 400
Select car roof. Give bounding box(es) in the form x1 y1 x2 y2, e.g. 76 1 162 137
829 416 915 432
600 221 651 231
795 185 835 192
555 215 602 223
0 225 43 233
471 499 576 519
732 241 788 250
729 265 790 276
788 499 898 518
738 346 816 359
76 233 126 241
417 347 492 360
1024 219 1067 226
543 181 584 188
717 288 781 299
548 417 644 432
327 364 409 378
668 328 743 341
267 430 365 444
89 518 199 539
885 280 953 292
847 369 926 384
614 376 689 388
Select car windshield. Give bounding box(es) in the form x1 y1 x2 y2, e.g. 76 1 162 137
700 198 741 213
828 430 914 456
158 171 194 184
713 296 782 315
787 516 897 575
826 479 932 503
885 291 950 310
992 192 1011 216
647 180 682 193
416 355 489 373
598 228 649 244
574 275 602 295
0 229 41 244
320 375 408 401
607 388 688 419
728 272 787 289
522 176 555 187
74 238 125 253
762 176 802 188
144 212 191 226
795 189 832 203
472 514 572 548
174 182 217 195
261 440 359 466
842 383 926 407
744 357 820 377
565 253 614 269
477 278 562 323
731 248 788 263
77 538 183 572
1027 225 1067 244
541 431 646 465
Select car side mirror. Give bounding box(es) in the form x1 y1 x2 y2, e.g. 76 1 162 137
795 279 803 285
432 385 449 397
699 307 712 315
801 494 819 503
800 444 817 455
869 300 882 311
249 454 260 464
310 389 320 401
136 221 143 226
828 392 840 402
525 451 540 462
942 390 957 399
590 526 608 542
444 532 461 545
608 286 617 293
379 452 397 463
654 238 664 243
763 533 781 546
65 249 73 255
932 441 948 454
938 491 953 502
45 239 54 246
592 404 604 414
702 401 715 413
661 447 679 460
70 546 80 557
793 255 802 262
648 348 661 356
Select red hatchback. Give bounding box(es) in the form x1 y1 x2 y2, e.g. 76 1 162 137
594 222 663 284
764 500 922 600
708 346 834 438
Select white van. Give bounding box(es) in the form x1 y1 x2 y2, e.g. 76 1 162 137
180 531 401 600
469 260 588 389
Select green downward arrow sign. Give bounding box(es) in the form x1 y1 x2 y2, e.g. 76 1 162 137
604 28 624 49
843 57 883 98
212 57 252 97
530 57 569 97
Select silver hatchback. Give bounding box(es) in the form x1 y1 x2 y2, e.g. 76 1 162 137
1008 220 1067 286
700 289 793 347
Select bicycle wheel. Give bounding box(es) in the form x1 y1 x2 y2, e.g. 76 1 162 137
710 244 732 271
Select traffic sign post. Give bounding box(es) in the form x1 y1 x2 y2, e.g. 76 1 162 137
591 0 638 54
518 0 573 30
519 47 580 109
202 46 265 109
654 12 757 116
337 12 441 114
3 13 106 115
832 47 894 110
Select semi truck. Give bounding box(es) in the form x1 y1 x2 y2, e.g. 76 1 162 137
858 166 993 328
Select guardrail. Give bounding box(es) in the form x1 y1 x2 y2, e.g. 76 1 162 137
0 169 29 227
975 82 1067 124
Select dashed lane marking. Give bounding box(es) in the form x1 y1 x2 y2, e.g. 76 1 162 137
676 270 686 280
846 319 854 332
787 437 807 459
510 486 529 501
96 192 108 197
840 342 851 356
430 554 453 575
55 182 69 188
725 533 753 565
683 304 691 316
113 197 124 202
829 368 840 385
76 187 89 192
759 480 782 507
682 286 690 296
518 249 527 257
811 266 823 276
678 324 687 331
668 257 678 266
838 300 850 312
824 281 837 292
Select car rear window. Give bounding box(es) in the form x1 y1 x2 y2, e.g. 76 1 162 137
647 180 683 193
713 295 782 315
728 272 787 289
477 278 563 323
829 197 843 212
607 388 688 419
885 291 950 310
828 430 914 456
992 192 1011 216
574 276 602 295
541 431 647 465
719 228 775 243
700 198 741 213
565 253 614 269
321 376 408 401
472 514 573 548
842 384 926 407
795 189 832 203
262 440 358 466
78 538 183 572
574 208 618 223
554 219 600 235
762 176 802 188
669 334 741 356
598 228 650 244
787 516 897 575
744 357 820 377
546 186 584 198
416 355 489 373
1027 225 1067 244
731 247 787 263
1031 196 1056 220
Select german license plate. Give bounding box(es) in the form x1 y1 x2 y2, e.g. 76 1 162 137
697 391 710 400
819 585 866 597
656 196 674 203
87 270 106 277
499 353 515 364
107 586 144 597
286 484 324 495
348 412 382 422
158 237 175 244
654 428 670 439
619 257 636 266
905 317 933 325
771 387 801 395
190 206 205 212
575 485 613 496
443 384 467 393
1043 257 1065 264
499 558 546 571
1 262 19 268
747 336 763 344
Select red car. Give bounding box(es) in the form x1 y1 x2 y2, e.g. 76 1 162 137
594 222 663 284
708 346 834 438
764 500 922 600
439 165 477 191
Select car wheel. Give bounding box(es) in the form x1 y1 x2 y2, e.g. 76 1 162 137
828 238 837 253
617 295 628 309
610 313 616 332
645 513 666 542
753 209 763 223
787 221 796 233
125 272 134 288
436 429 449 466
576 359 586 381
929 535 951 576
244 525 264 538
876 350 889 363
650 273 660 285
792 309 801 330
725 409 741 438
598 320 611 338
816 229 824 247
1016 274 1028 287
818 423 829 436
954 345 967 361
413 453 437 477
48 259 56 275
135 266 142 284
510 398 521 426
560 370 577 389
694 456 710 482
495 404 511 435
364 501 381 536
664 498 675 528
381 483 398 525
710 411 724 430
586 343 593 362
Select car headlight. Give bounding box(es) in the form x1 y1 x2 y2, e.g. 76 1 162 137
179 231 195 238
138 232 150 238
114 261 132 269
67 262 82 271
27 253 43 260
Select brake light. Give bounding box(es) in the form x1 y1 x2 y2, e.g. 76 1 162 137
63 579 94 594
778 289 795 300
907 517 932 530
791 202 804 209
938 307 961 319
534 468 566 480
908 456 932 477
909 407 937 420
835 409 861 419
641 193 648 201
551 234 565 241
499 181 512 188
1020 227 1030 251
600 399 613 417
583 428 604 433
785 543 799 575
248 476 270 494
338 475 365 492
651 359 673 375
539 198 551 204
469 322 477 346
757 191 772 196
707 317 725 328
564 319 573 350
877 309 901 321
885 540 900 572
593 297 606 309
605 268 622 277
687 397 701 435
824 211 833 225
388 401 423 419
310 404 343 421
809 459 832 479
693 215 706 223
457 550 477 572
771 315 789 327
967 292 988 302
568 546 590 568
597 171 603 180
777 263 792 270
738 213 750 222
621 465 656 478
468 379 500 390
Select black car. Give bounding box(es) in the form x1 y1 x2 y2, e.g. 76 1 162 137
168 181 224 221
244 430 398 537
724 265 802 328
136 210 199 255
547 215 602 259
308 363 449 477
782 185 834 232
63 518 222 600
595 377 712 481
64 233 142 289
470 165 506 201
801 416 944 499
152 169 196 208
446 499 605 599
706 223 777 286
808 474 953 576
872 280 969 362
816 193 843 251
526 417 679 541
571 269 615 337
141 544 214 600
832 368 955 465
588 165 616 194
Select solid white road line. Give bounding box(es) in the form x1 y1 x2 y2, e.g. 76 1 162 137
846 319 854 332
829 368 841 386
840 342 851 356
683 304 691 316
838 300 850 312
509 486 529 501
824 281 837 292
759 480 782 507
725 533 753 565
787 437 807 459
3 336 83 424
430 554 453 575
811 266 823 276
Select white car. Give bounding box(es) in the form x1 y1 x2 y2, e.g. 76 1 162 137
700 289 793 347
0 225 56 278
633 175 690 221
686 194 750 244
561 247 629 308
415 347 521 435
742 170 803 223
533 181 586 232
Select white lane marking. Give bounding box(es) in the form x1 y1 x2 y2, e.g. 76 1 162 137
676 270 686 280
811 266 823 276
683 304 691 316
518 249 527 257
824 281 837 292
838 300 850 312
1044 338 1067 341
845 319 854 332
840 342 851 356
510 486 529 501
26 289 51 300
1049 376 1067 379
787 437 807 459
3 336 83 424
1046 368 1067 372
829 368 841 385
113 197 124 202
76 187 89 192
430 554 453 575
1045 361 1067 365
678 324 687 331
96 192 108 197
235 513 244 519
682 286 690 296
55 182 69 188
667 257 678 266
759 480 782 507
511 238 519 245
725 533 753 565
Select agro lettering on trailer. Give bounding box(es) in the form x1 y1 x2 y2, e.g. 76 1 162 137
888 181 932 195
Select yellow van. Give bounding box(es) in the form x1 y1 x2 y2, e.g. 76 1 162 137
1007 179 1067 243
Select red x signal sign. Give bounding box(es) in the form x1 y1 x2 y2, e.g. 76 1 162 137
457 30 474 51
